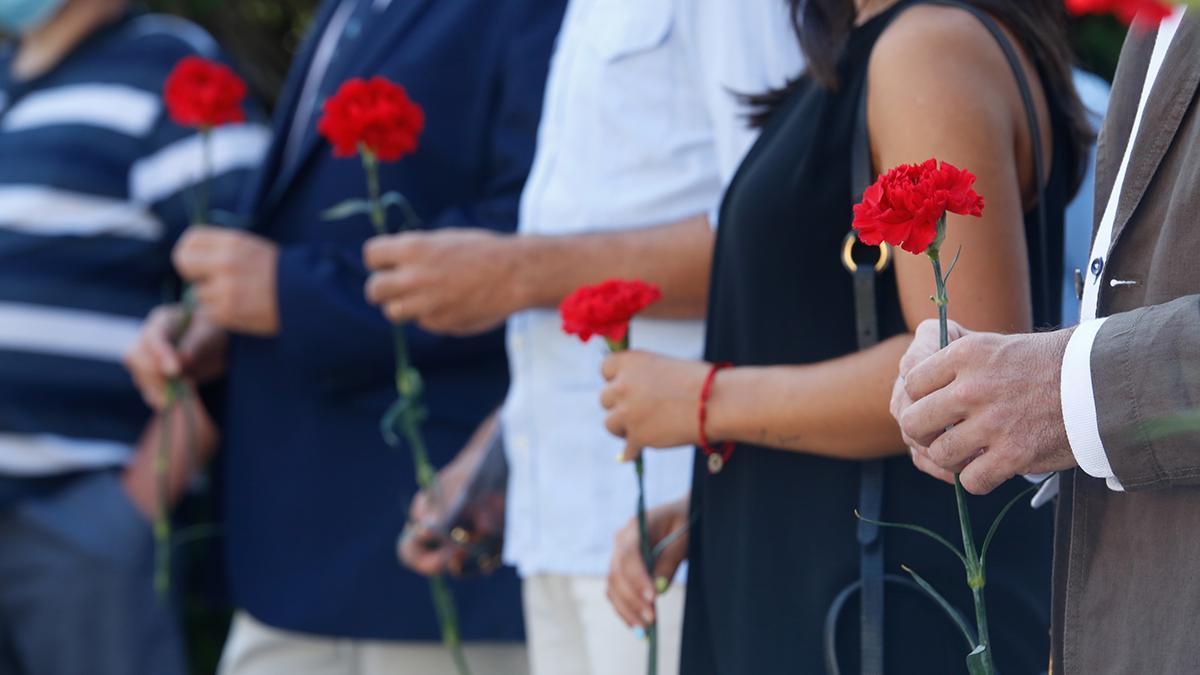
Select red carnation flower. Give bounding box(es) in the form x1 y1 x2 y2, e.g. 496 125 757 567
560 279 663 344
1064 0 1174 24
318 77 425 162
852 158 984 255
164 56 247 129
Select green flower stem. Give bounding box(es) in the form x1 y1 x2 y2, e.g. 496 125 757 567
928 223 995 674
361 148 469 675
153 127 214 598
635 456 658 675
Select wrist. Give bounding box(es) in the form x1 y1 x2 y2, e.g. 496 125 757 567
504 235 541 311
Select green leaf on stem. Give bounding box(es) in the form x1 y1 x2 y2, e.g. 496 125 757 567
941 245 965 285
979 481 1040 570
901 565 978 650
966 644 990 675
854 510 969 568
322 198 374 221
379 397 414 446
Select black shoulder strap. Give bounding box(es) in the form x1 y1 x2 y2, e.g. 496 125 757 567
839 4 1050 674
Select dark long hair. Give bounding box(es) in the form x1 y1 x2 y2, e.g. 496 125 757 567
754 0 1093 189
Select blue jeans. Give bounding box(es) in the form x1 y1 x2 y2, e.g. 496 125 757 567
0 471 185 675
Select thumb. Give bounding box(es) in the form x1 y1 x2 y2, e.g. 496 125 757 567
620 441 644 464
651 535 688 593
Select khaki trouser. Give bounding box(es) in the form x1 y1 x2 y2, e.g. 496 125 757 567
522 575 684 675
218 611 529 675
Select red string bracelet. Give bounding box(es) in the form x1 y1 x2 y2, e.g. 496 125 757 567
699 362 735 474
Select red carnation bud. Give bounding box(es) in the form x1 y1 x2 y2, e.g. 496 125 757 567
560 279 663 345
164 56 248 129
318 76 426 162
852 158 984 255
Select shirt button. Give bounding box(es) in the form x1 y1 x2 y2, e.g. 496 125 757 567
1090 257 1104 279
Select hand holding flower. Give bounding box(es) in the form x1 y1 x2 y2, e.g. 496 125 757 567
600 351 711 461
173 226 280 336
606 497 690 629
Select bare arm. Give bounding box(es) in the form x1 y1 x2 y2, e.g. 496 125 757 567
514 215 714 318
602 7 1047 460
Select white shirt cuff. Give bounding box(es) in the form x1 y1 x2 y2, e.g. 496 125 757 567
1060 318 1125 491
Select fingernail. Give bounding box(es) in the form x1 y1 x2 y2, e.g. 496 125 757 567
615 452 626 463
655 577 669 594
643 589 656 602
632 626 645 640
641 610 655 624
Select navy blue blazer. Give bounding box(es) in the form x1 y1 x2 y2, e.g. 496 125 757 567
221 0 564 640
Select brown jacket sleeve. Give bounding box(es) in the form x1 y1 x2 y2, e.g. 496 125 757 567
1091 294 1200 490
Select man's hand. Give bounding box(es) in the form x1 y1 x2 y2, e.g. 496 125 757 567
363 228 527 336
894 319 1077 495
607 497 690 629
173 226 280 336
600 351 710 462
125 304 228 410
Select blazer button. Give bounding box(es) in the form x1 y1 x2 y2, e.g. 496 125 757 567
1090 257 1104 278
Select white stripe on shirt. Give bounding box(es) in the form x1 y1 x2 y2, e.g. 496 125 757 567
129 123 271 205
0 185 163 240
1 84 160 137
0 301 141 363
0 432 131 476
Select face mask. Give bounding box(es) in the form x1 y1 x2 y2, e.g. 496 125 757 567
0 0 66 33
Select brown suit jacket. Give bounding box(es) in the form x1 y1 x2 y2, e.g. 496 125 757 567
1051 15 1200 675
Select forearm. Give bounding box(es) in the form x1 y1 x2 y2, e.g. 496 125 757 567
513 215 714 319
706 335 912 459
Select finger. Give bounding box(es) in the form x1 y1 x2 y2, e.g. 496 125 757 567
172 227 226 282
903 344 962 402
600 384 619 410
922 416 987 471
365 268 426 306
146 313 183 378
898 386 966 448
125 344 168 410
382 295 436 324
889 376 910 423
604 411 627 441
601 353 624 381
899 320 944 376
363 234 419 271
958 449 1015 496
607 572 650 628
910 447 957 485
619 441 644 464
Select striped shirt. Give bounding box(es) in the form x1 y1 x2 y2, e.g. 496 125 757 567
0 13 270 482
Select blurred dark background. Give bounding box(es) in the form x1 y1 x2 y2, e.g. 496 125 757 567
144 0 1131 108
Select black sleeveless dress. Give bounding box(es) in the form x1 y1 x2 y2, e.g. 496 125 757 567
681 2 1071 673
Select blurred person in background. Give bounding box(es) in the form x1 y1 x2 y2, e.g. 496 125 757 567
126 0 565 673
361 1 802 672
0 0 266 674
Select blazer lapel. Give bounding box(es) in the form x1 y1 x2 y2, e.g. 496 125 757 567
1092 28 1154 232
1107 15 1200 253
262 0 433 213
248 0 345 218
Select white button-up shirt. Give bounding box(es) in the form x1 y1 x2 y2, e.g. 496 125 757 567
502 0 803 577
1060 8 1187 493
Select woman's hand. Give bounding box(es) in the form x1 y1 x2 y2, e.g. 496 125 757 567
600 351 710 461
124 304 228 410
606 497 690 629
